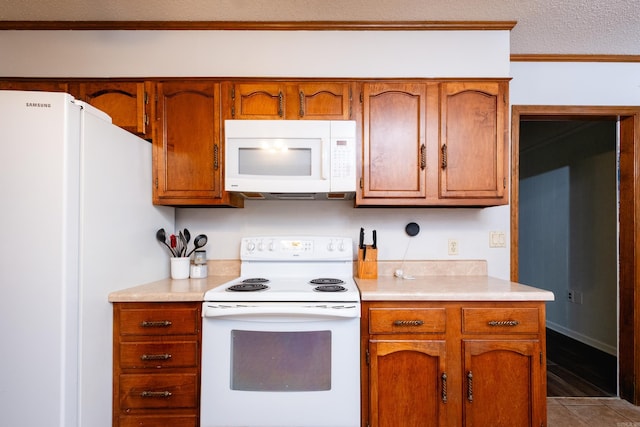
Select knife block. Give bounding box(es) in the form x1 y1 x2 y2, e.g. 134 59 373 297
356 246 378 279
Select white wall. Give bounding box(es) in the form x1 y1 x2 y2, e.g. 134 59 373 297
0 29 514 279
0 30 510 78
510 61 640 106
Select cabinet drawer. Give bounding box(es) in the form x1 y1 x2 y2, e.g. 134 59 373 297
462 308 540 334
120 341 198 369
119 415 197 427
370 308 446 334
119 307 199 336
119 373 198 410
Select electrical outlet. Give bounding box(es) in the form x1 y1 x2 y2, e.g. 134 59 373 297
448 239 459 255
567 290 583 304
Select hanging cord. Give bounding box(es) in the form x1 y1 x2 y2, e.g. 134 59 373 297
395 238 415 280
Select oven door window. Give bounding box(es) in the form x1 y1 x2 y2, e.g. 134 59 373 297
231 330 331 391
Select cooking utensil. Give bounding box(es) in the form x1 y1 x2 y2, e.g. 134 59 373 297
156 228 177 257
183 228 191 245
372 230 377 249
186 234 208 257
359 227 364 249
179 231 188 257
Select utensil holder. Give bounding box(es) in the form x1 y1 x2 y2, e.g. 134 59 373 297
357 246 378 279
170 257 190 280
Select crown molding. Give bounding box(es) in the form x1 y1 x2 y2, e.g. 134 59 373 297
0 20 517 31
511 54 640 63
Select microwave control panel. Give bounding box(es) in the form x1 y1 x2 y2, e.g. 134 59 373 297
329 121 356 192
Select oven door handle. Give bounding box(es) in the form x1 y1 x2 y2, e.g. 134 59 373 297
203 303 360 320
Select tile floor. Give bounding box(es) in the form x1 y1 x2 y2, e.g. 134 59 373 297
548 397 640 426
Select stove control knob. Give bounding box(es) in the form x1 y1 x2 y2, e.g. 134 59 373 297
257 241 265 251
268 241 276 251
338 240 346 251
246 241 256 252
327 242 335 252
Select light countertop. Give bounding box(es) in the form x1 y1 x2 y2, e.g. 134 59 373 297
108 275 237 302
108 259 554 303
356 275 554 301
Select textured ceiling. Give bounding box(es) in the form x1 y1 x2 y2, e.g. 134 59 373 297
0 0 638 55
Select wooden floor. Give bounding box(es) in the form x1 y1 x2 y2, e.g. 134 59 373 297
547 359 615 397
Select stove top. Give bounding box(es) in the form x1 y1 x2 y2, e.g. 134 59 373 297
203 236 360 303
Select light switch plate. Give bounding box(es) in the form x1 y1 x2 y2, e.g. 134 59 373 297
489 231 506 248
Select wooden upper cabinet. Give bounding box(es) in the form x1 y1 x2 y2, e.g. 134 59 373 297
76 81 152 137
153 80 242 207
0 80 71 93
357 79 509 207
359 82 433 200
440 81 508 202
293 82 353 120
223 81 353 120
225 82 286 119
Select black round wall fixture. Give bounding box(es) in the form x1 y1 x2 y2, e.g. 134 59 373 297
405 222 420 237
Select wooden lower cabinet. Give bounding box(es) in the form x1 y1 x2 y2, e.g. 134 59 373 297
362 301 547 427
113 302 201 427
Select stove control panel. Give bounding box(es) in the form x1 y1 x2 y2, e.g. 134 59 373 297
240 236 352 261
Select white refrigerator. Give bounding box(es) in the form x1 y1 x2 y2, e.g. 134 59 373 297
0 90 175 427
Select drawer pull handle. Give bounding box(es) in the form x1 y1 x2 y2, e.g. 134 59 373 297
141 391 172 398
141 353 172 361
441 372 448 403
467 371 473 402
140 320 172 328
487 320 520 327
393 320 424 327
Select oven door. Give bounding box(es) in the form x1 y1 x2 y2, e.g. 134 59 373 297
200 302 360 427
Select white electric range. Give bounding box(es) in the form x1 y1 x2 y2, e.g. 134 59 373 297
200 236 361 427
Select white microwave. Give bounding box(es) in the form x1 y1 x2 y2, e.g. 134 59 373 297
224 120 357 200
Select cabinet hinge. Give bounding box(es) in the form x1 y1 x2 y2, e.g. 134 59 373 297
366 348 370 365
144 91 148 105
359 177 364 189
503 177 507 189
359 91 363 103
154 178 158 189
540 351 543 366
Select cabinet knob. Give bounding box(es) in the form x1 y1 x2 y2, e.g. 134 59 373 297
393 320 424 327
140 353 172 361
441 372 448 403
141 391 172 398
487 320 520 327
140 320 172 328
441 144 448 169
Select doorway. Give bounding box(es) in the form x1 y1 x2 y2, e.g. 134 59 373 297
510 106 640 404
518 119 617 396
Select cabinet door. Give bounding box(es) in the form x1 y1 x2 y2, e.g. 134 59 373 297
369 340 447 427
78 81 151 137
0 80 70 92
462 339 543 427
361 83 429 199
440 81 507 201
293 82 353 120
154 81 240 206
226 82 286 119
